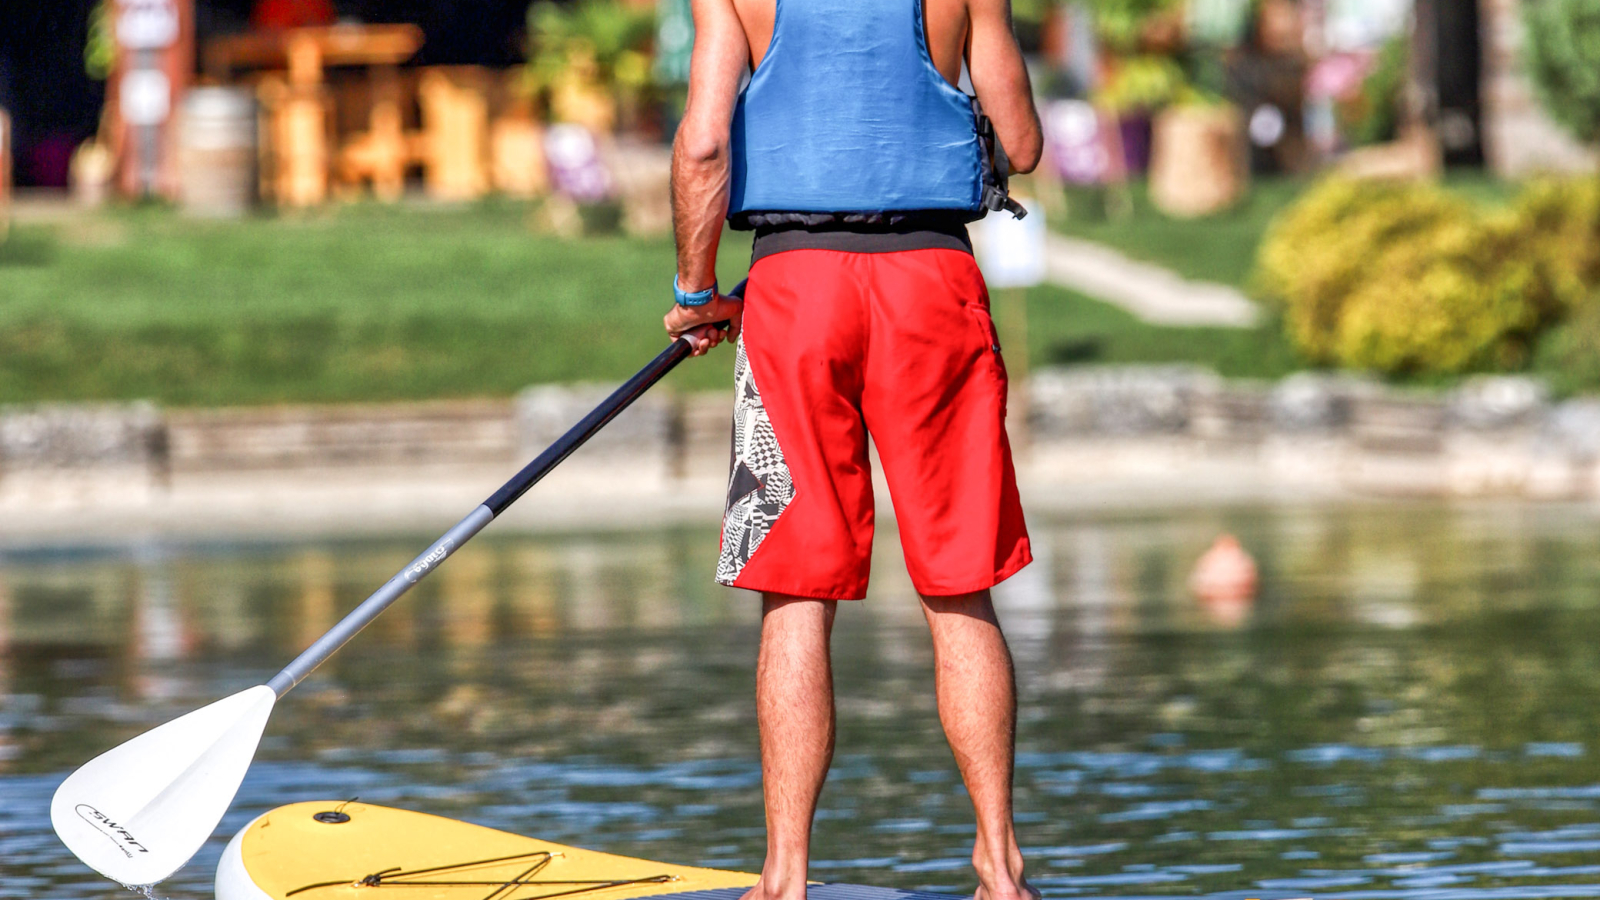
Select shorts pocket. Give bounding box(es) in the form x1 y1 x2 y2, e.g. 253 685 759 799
938 251 1001 355
966 300 1002 354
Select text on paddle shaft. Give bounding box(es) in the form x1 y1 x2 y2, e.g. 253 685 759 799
404 539 455 583
75 805 150 858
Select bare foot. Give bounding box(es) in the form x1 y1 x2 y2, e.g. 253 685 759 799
974 876 1040 900
738 876 807 900
972 844 1038 900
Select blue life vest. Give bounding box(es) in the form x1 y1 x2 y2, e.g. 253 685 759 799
727 0 1018 228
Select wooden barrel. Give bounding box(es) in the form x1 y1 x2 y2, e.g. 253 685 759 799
178 87 257 217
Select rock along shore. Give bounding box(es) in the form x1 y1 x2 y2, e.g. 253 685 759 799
3 368 1598 543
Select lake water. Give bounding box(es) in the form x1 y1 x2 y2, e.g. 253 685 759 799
6 502 1600 900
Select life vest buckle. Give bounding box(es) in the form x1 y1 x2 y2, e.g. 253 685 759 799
972 98 1025 220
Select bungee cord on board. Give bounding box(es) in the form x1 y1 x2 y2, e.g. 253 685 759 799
284 849 677 900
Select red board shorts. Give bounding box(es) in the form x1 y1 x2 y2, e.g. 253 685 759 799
716 247 1032 600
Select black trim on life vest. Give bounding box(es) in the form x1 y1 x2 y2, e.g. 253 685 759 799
749 216 974 264
730 208 987 232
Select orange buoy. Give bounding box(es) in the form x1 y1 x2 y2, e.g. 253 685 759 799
1190 533 1258 626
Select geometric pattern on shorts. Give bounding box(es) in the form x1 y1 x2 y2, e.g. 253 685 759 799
716 339 795 585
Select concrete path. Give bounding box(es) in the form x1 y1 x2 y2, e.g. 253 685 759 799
970 227 1260 327
1042 234 1260 327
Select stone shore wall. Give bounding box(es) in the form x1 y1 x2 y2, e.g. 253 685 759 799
5 368 1600 509
1027 368 1600 499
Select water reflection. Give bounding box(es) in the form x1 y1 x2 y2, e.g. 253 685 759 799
6 503 1600 900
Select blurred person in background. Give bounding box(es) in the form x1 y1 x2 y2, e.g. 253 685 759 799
663 2 1043 900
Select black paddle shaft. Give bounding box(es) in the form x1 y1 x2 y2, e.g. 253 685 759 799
484 335 699 515
267 328 722 696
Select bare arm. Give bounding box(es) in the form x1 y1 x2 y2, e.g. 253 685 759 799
672 0 746 290
966 0 1042 174
663 0 750 351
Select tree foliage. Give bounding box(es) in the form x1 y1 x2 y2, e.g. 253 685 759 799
526 0 657 95
1523 0 1600 147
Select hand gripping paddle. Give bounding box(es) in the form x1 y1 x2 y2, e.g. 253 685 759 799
51 328 722 887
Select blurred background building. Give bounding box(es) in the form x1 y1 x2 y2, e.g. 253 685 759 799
0 0 1591 208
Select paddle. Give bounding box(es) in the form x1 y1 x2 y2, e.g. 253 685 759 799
51 326 727 887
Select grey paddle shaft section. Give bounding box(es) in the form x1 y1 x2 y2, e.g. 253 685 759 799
263 333 709 698
267 505 494 696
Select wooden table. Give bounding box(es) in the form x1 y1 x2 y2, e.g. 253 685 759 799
205 25 423 205
205 24 423 85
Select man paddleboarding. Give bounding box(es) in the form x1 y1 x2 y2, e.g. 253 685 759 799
664 2 1043 900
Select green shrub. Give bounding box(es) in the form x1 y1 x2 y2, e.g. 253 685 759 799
1525 180 1600 395
1334 214 1544 373
1256 178 1546 375
1257 178 1459 363
1090 0 1180 52
1535 291 1600 394
1094 55 1188 113
1507 177 1600 314
1523 0 1600 147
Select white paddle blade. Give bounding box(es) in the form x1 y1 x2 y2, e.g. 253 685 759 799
51 685 277 887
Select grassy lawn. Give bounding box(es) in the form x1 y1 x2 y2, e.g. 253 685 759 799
0 201 1302 407
0 203 755 405
1052 177 1309 289
1019 284 1301 379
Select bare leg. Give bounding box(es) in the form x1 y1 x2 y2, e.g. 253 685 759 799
741 594 838 900
921 590 1037 900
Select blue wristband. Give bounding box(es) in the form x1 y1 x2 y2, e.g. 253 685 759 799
674 276 717 308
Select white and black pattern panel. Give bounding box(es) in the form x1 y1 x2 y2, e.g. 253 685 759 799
717 341 796 585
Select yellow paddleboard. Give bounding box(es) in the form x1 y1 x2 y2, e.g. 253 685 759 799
215 801 760 900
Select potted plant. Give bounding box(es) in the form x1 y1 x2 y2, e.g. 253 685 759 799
1093 54 1186 173
525 0 657 235
525 0 656 135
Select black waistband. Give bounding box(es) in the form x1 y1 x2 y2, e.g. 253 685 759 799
749 216 973 265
